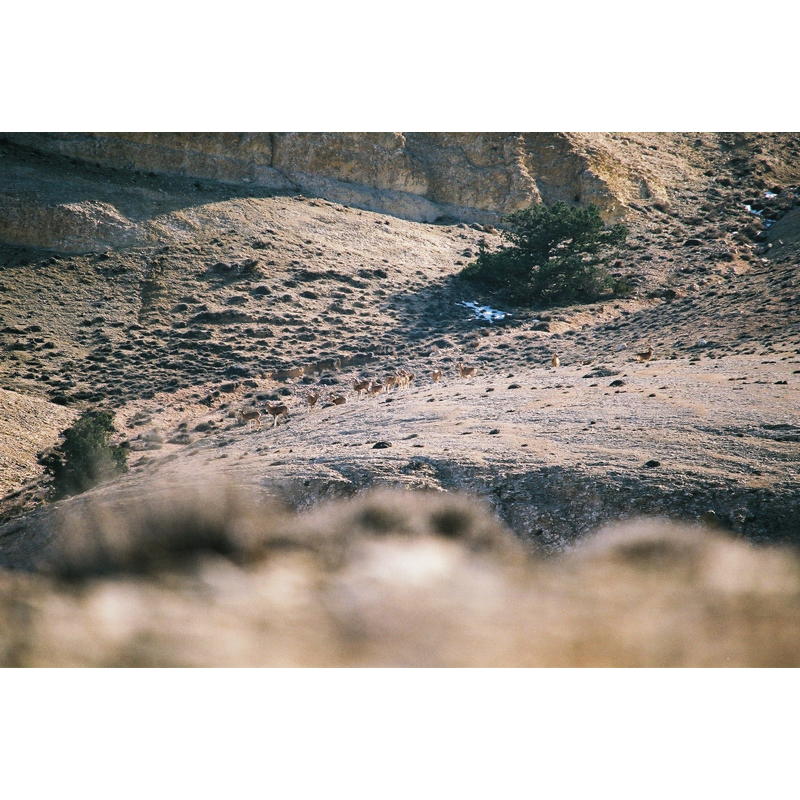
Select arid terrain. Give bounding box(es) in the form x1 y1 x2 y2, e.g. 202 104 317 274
0 132 798 666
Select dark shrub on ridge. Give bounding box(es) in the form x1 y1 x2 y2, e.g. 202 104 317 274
39 410 127 499
461 202 628 306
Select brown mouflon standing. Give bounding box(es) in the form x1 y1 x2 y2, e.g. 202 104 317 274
263 402 289 427
238 409 262 429
457 363 476 378
353 379 370 398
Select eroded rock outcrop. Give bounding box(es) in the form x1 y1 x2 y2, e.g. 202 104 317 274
0 193 140 252
1 132 669 243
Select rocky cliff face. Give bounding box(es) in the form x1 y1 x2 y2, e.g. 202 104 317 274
1 132 675 241
5 132 800 254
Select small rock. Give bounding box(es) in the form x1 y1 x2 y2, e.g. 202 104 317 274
615 343 628 351
583 368 620 379
609 379 626 387
507 383 521 389
643 460 661 468
684 238 703 247
372 441 392 449
488 429 500 435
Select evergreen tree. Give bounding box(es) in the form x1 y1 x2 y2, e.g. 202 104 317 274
461 202 628 305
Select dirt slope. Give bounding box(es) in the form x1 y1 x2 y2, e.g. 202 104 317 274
0 132 798 549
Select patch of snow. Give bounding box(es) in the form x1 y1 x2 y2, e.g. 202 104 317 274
744 203 773 226
459 301 512 323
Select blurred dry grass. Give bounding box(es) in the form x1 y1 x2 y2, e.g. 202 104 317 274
1 485 799 667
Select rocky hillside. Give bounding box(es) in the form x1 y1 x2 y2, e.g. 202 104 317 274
0 132 655 232
0 132 798 665
6 132 798 251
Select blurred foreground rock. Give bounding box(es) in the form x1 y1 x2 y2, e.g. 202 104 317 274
1 486 798 667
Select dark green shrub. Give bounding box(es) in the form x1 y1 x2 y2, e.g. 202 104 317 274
460 202 628 305
40 410 127 498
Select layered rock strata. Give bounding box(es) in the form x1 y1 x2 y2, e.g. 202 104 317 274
1 132 664 245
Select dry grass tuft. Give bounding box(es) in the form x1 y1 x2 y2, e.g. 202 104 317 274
534 519 800 667
42 484 291 579
294 489 526 572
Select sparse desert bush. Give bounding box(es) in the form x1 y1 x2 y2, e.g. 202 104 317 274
167 432 195 445
39 410 127 499
2 486 800 667
460 202 628 306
